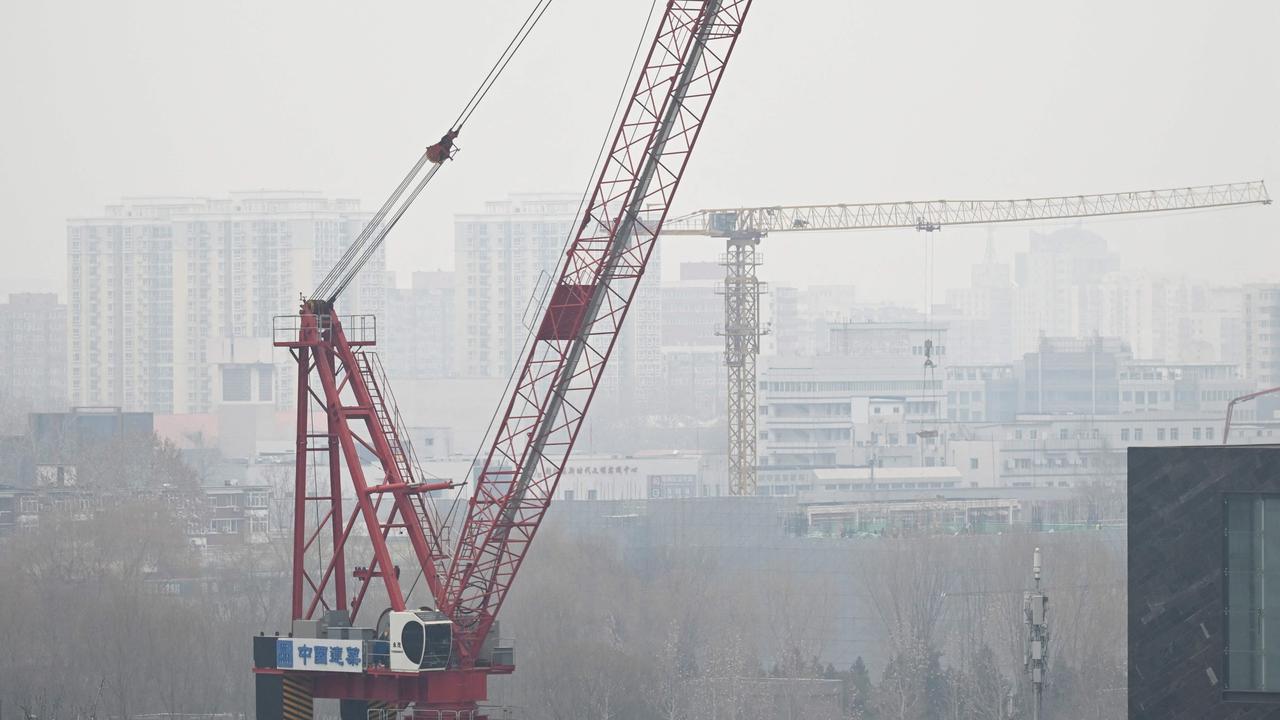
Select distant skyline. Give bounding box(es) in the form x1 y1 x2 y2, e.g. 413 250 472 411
2 0 1277 307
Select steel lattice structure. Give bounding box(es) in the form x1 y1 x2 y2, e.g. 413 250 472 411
718 237 764 496
444 0 752 663
265 2 753 715
664 180 1271 235
273 307 476 705
664 180 1271 496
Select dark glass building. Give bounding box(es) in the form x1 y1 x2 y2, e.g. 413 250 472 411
1129 445 1280 718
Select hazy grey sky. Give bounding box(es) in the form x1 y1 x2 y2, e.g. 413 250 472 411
2 0 1277 305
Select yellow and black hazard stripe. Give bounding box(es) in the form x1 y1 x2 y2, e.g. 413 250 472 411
281 674 314 720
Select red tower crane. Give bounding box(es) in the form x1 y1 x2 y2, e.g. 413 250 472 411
253 3 753 719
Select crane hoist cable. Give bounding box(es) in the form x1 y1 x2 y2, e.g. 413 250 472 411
310 0 555 306
411 0 664 607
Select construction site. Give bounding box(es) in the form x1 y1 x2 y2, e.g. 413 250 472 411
0 2 1278 720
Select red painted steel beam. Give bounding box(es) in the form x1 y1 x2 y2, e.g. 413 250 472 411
445 0 753 663
282 310 453 624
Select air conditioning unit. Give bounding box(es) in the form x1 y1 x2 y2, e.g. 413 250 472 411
388 610 453 672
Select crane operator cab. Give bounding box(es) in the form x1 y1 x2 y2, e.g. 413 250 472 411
381 608 453 672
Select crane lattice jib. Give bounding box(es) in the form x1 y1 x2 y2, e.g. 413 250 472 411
443 0 752 662
662 180 1271 235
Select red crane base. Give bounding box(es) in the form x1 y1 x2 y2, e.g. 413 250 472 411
254 666 506 719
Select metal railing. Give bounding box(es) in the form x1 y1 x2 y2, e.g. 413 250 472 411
272 313 377 345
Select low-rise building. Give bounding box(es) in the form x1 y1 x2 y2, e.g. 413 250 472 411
556 453 710 501
944 363 1018 422
197 483 271 548
1118 360 1254 416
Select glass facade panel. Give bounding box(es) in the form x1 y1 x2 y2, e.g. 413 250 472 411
1226 495 1280 691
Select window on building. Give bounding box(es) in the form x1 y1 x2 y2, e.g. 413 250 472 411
1194 427 1203 441
564 490 574 501
258 369 273 402
1121 428 1130 442
1134 428 1144 441
969 458 979 470
587 489 598 501
1157 428 1166 441
1208 427 1216 440
222 366 251 402
209 518 241 534
1226 495 1280 691
1171 427 1180 441
1059 428 1069 440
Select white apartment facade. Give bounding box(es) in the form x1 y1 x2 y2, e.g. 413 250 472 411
0 293 68 413
454 193 661 410
384 270 455 379
67 192 380 414
1243 283 1280 386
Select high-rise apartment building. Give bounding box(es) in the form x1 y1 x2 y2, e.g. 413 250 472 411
660 262 725 419
1013 227 1117 354
67 192 380 414
660 262 721 347
1089 273 1199 363
1185 285 1245 366
945 241 1015 363
384 271 455 379
454 194 577 378
454 194 661 410
1243 283 1280 386
0 294 68 414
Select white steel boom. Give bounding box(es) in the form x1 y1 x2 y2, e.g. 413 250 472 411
664 181 1270 236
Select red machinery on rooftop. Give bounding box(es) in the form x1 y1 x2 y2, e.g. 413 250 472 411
253 3 753 718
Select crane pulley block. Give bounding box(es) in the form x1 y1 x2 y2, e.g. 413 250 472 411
426 129 460 164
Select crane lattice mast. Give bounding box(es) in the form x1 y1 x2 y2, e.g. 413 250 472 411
444 0 752 663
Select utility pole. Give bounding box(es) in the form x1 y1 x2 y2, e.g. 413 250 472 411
1024 547 1049 720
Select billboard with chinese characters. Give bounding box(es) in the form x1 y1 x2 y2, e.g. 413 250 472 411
275 638 364 672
